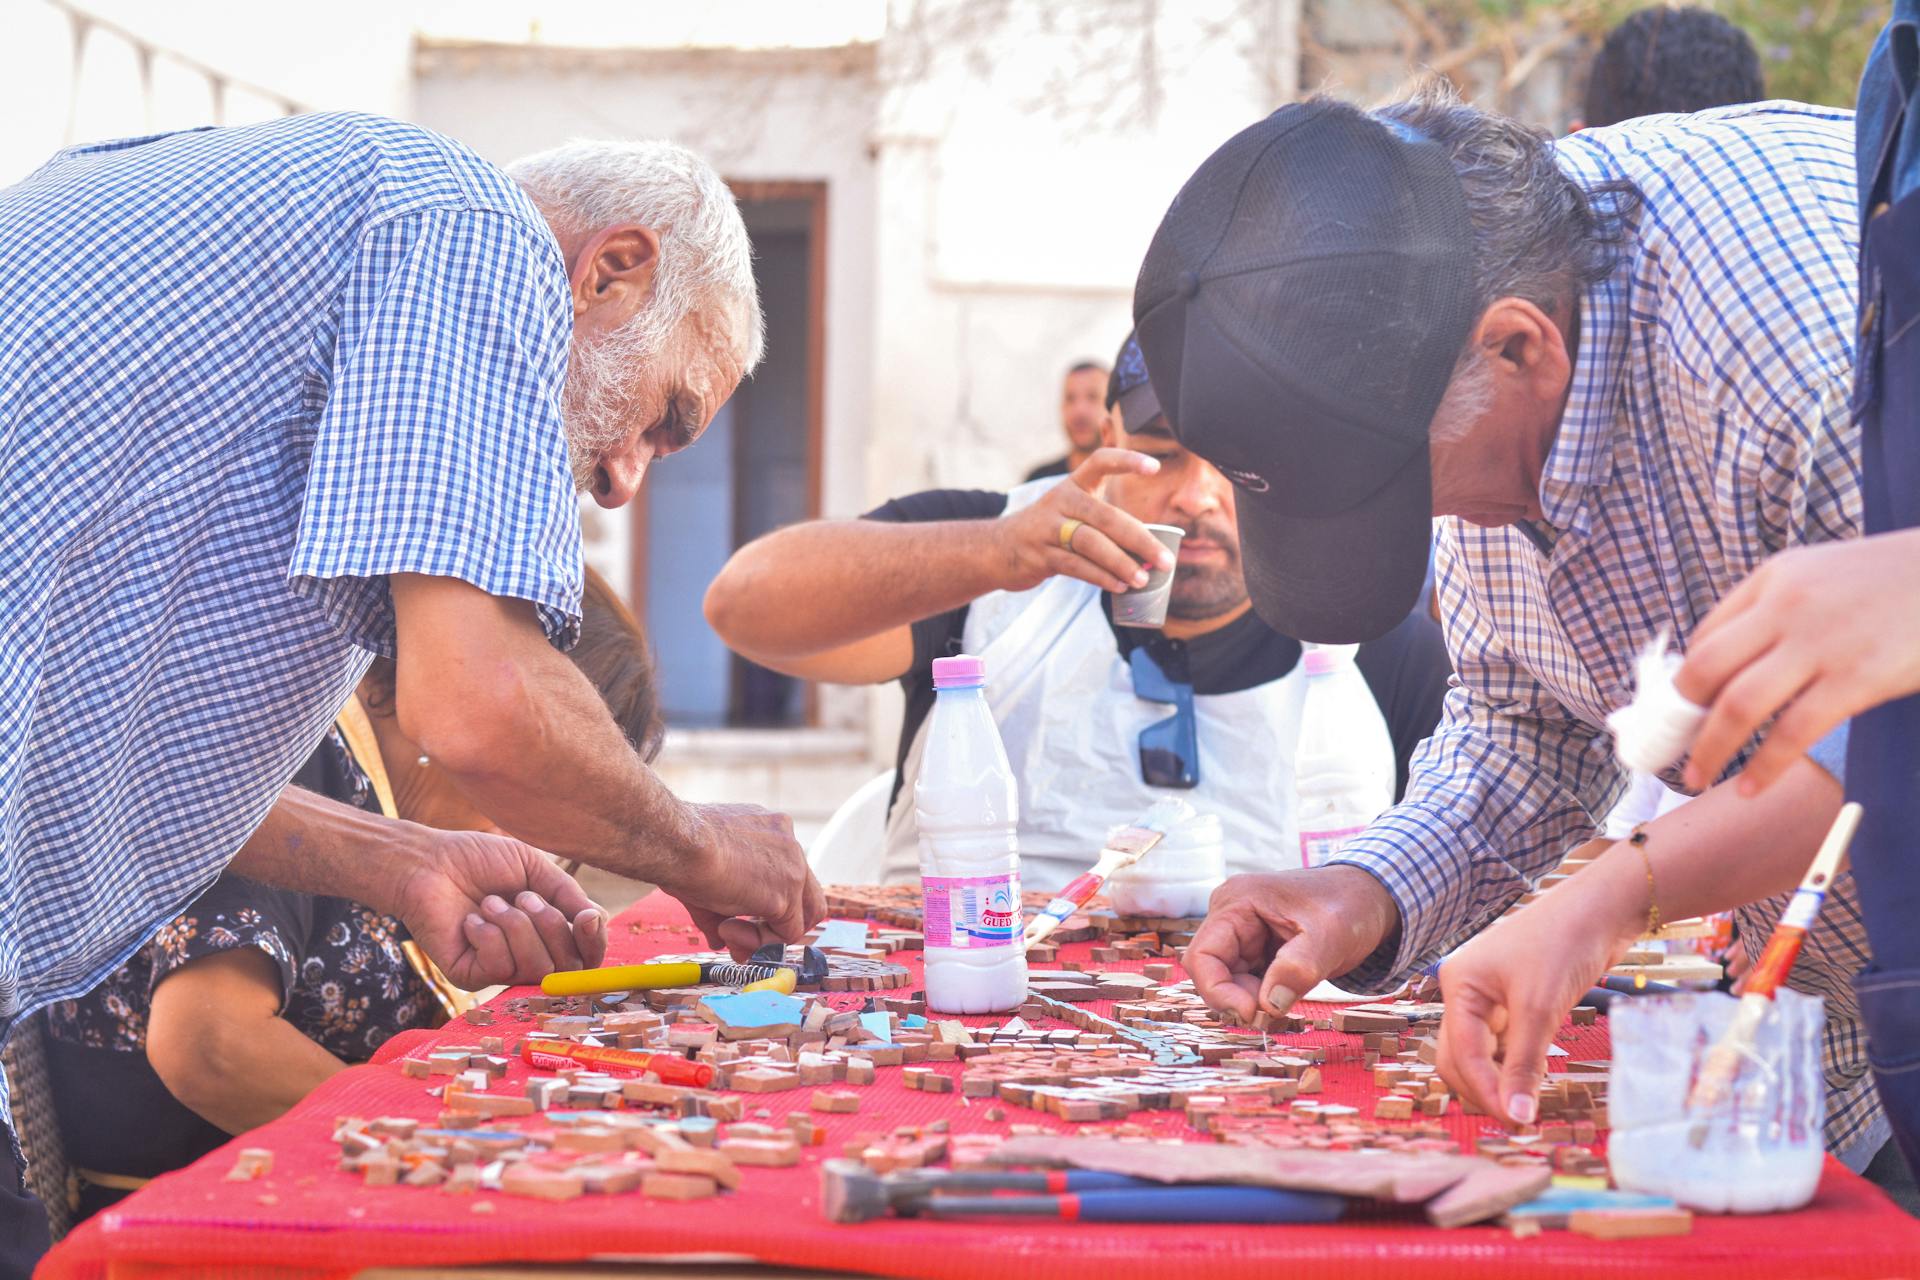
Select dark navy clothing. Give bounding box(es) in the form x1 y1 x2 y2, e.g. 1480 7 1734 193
1849 4 1920 1182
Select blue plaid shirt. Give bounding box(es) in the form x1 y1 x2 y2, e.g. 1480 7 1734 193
0 114 582 1123
1327 104 1884 1161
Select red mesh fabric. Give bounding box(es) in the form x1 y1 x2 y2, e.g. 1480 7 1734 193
38 893 1920 1280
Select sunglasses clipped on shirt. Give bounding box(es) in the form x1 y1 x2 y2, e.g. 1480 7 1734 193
1129 643 1198 789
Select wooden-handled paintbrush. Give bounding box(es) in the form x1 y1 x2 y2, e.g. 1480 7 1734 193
1023 798 1195 951
1684 802 1861 1146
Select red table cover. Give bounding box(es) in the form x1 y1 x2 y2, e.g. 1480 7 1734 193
38 891 1920 1279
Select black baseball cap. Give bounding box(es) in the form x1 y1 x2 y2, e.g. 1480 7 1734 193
1133 99 1476 643
1106 331 1163 431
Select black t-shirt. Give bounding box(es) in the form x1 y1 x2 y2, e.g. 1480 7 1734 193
865 488 1453 813
44 729 439 1209
1023 456 1072 482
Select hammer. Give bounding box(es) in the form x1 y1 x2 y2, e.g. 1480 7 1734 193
822 1161 1157 1222
821 1161 1344 1225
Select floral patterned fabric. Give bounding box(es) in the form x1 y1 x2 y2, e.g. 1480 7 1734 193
45 728 439 1062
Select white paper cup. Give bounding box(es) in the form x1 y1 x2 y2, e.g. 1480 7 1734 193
1109 524 1185 628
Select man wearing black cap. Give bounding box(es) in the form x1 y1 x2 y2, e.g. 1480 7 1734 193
1147 84 1892 1173
704 334 1449 893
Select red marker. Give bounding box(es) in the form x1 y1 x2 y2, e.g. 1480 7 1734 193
519 1038 714 1088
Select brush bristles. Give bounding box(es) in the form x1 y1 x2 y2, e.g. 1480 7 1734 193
1107 798 1197 856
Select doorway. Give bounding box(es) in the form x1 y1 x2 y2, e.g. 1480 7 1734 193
637 182 826 730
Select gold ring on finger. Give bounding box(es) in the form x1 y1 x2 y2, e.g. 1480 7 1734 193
1058 518 1084 550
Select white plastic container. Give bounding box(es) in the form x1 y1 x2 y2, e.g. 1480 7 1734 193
1608 989 1825 1213
1105 812 1226 919
1293 644 1394 868
915 654 1027 1013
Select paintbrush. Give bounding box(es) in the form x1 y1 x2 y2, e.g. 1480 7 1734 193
1684 802 1861 1146
1023 798 1195 951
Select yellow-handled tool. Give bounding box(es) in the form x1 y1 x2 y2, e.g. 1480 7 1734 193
541 962 704 996
540 944 825 997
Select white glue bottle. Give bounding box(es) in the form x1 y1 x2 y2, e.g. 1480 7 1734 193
915 654 1027 1013
1293 643 1394 868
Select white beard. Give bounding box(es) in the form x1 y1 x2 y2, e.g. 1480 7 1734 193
562 310 675 490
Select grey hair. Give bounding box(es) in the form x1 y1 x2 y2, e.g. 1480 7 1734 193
1426 352 1496 445
1373 79 1637 363
509 139 765 370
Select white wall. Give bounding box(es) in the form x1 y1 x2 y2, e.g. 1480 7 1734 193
0 0 417 184
870 0 1301 489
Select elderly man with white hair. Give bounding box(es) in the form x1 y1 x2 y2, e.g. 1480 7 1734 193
0 111 822 1270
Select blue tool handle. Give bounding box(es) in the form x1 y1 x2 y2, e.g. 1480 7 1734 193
923 1186 1345 1224
1061 1171 1159 1192
1595 975 1680 996
1073 1186 1345 1224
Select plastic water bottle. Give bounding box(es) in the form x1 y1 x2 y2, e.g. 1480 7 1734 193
915 654 1027 1013
1293 644 1394 869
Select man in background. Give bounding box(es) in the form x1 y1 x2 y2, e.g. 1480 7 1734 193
1026 359 1112 480
1580 5 1765 128
707 334 1449 892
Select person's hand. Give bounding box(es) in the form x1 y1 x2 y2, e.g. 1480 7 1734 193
388 828 608 988
1677 529 1920 794
664 802 827 952
992 449 1177 594
1185 868 1401 1021
1434 864 1640 1127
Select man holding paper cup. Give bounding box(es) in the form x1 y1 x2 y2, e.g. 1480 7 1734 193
704 331 1449 893
1145 87 1909 1183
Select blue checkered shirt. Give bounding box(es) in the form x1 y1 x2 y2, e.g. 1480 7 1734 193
1327 104 1884 1162
0 114 582 1125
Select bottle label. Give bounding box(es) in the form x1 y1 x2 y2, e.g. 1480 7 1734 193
1299 825 1367 869
923 873 1022 949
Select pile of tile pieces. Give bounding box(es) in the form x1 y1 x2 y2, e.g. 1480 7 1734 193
357 986 979 1202
332 1110 804 1202
822 884 1201 964
955 974 1616 1186
345 902 1622 1226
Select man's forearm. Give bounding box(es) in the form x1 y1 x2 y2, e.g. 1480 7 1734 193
388 589 697 883
230 785 431 914
1326 704 1618 988
706 518 1006 662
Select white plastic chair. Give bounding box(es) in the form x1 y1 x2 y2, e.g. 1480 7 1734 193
807 769 896 885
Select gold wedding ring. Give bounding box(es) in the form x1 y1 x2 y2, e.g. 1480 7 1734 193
1058 518 1084 550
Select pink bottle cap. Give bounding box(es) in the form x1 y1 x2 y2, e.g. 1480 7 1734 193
932 655 987 689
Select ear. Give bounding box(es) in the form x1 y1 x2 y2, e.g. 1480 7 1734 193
1475 296 1571 400
569 224 661 316
1099 409 1121 449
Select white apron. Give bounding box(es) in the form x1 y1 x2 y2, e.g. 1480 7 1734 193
882 482 1390 893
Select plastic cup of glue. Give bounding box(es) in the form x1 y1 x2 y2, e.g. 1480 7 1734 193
1607 990 1824 1213
1110 525 1185 628
1106 812 1225 918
